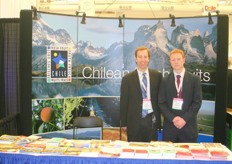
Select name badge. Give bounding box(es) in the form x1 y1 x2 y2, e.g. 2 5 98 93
172 98 183 110
143 99 153 114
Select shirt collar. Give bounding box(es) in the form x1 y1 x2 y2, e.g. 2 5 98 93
137 68 149 76
174 68 185 77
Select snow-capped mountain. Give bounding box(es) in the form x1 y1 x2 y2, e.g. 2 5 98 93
32 16 217 73
32 16 76 48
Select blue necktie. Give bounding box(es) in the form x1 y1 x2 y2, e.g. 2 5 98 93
142 73 148 118
141 73 147 98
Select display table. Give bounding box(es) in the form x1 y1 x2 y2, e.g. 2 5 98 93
0 152 231 164
0 134 232 164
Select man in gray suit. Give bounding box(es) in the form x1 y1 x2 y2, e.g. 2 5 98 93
120 46 162 142
158 49 202 143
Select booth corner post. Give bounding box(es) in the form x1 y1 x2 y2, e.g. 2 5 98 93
19 9 33 136
214 14 229 144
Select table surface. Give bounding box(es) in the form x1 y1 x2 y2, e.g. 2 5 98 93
0 152 232 164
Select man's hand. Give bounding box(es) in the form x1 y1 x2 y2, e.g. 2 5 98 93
172 116 186 129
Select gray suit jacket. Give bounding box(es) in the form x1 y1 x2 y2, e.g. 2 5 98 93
120 69 162 136
158 71 202 138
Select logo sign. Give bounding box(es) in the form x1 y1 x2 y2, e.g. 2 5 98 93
47 46 72 83
202 0 217 15
204 5 217 12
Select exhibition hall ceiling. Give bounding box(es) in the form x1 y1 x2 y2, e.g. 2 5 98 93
37 0 232 18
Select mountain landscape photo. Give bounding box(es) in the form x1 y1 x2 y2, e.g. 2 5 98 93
32 13 217 99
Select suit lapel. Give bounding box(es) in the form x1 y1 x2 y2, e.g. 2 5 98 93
168 72 177 97
131 70 142 95
182 71 190 98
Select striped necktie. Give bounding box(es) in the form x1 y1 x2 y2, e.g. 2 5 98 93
141 73 147 98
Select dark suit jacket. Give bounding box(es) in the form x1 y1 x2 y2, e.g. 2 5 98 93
158 71 202 139
120 69 162 137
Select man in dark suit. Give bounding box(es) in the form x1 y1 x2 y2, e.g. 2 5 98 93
158 49 202 143
120 46 162 142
